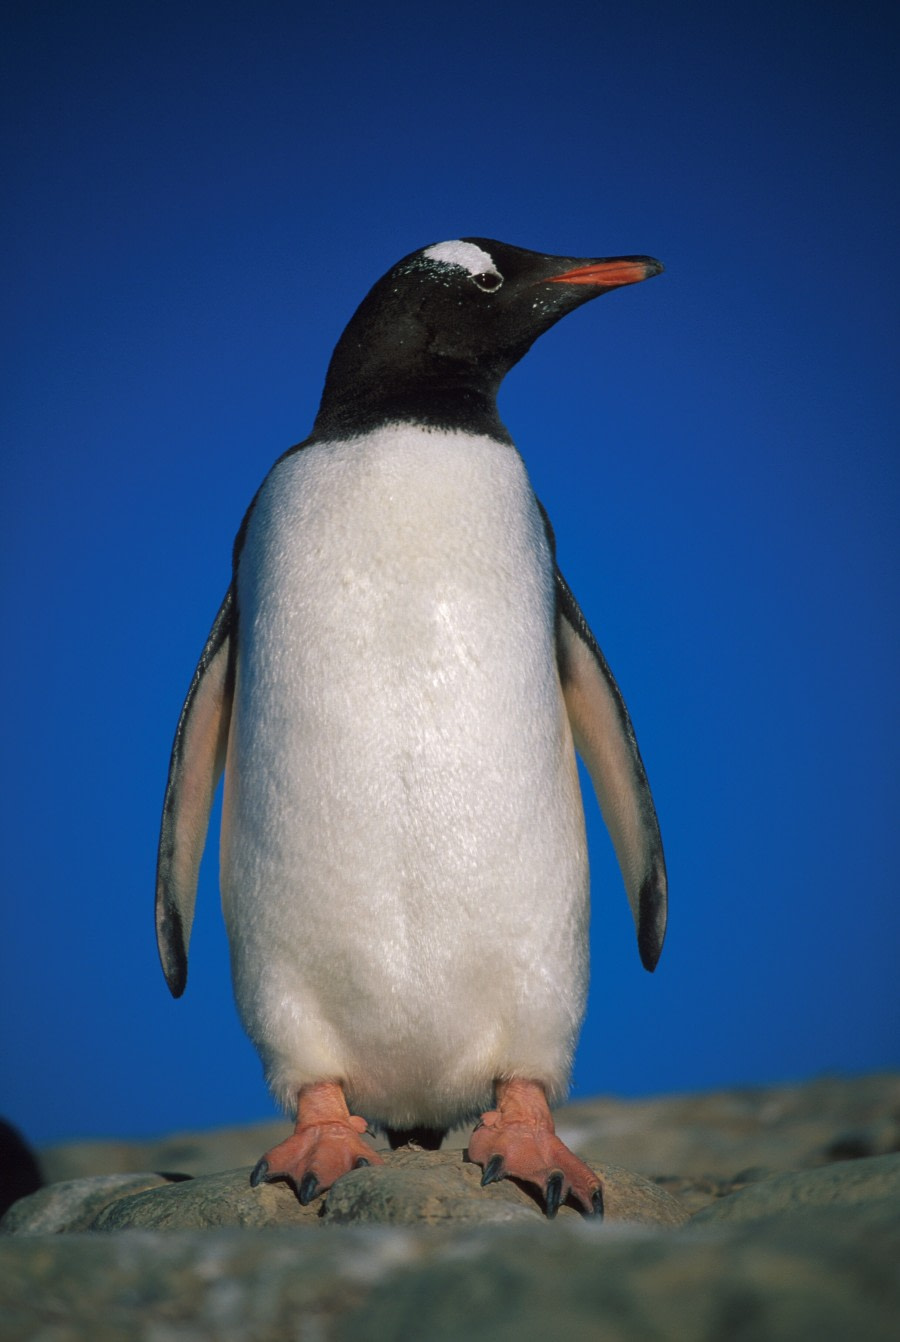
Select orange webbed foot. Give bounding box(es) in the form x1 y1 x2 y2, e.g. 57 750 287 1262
467 1078 603 1219
250 1081 383 1204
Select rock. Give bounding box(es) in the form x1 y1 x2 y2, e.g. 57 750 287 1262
322 1148 535 1226
0 1226 380 1342
37 1120 289 1184
821 1117 900 1161
692 1152 900 1225
0 1206 897 1341
91 1167 321 1231
0 1173 185 1235
320 1148 688 1228
37 1072 900 1187
647 1171 758 1216
335 1203 900 1342
4 1150 688 1233
561 1071 900 1179
2 1076 897 1339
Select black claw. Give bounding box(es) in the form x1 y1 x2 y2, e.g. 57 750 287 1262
481 1154 505 1187
354 1157 370 1169
545 1172 564 1219
298 1171 320 1205
590 1186 605 1219
249 1157 270 1188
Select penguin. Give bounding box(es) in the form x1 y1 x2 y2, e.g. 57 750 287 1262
156 238 667 1220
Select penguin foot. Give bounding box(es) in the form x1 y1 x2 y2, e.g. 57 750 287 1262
249 1081 382 1204
467 1078 603 1219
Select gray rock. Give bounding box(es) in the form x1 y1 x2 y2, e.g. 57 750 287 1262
91 1166 321 1231
38 1072 900 1187
348 1207 900 1342
0 1225 385 1342
637 1170 753 1216
0 1206 897 1342
3 1076 899 1340
336 1204 900 1342
320 1148 688 1228
561 1071 900 1179
4 1149 687 1233
692 1151 900 1225
37 1120 289 1184
322 1148 535 1226
0 1173 178 1235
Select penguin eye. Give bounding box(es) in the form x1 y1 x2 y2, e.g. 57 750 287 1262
472 271 503 293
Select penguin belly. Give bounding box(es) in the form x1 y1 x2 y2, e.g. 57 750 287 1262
221 422 589 1130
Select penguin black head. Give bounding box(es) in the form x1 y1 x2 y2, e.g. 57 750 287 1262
313 238 663 440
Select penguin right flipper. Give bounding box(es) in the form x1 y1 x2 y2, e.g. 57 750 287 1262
555 569 667 970
155 587 235 997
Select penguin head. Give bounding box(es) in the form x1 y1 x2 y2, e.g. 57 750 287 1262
314 238 663 438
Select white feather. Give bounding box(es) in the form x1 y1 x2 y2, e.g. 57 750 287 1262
421 239 499 278
220 422 589 1128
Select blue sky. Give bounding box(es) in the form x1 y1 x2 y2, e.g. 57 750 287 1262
2 1 897 1147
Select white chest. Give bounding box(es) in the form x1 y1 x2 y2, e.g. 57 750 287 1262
224 419 581 919
236 423 557 738
220 423 588 1119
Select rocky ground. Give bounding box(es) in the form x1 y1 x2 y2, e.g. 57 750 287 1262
1 1072 898 1339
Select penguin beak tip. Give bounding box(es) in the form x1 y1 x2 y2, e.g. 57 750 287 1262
545 256 664 289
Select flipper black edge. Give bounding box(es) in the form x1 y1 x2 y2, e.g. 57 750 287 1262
155 586 235 995
554 566 667 970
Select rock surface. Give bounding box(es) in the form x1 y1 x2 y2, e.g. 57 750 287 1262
1 1072 898 1340
0 1172 182 1235
35 1069 900 1185
5 1149 685 1233
692 1150 900 1225
320 1149 689 1228
0 1202 897 1341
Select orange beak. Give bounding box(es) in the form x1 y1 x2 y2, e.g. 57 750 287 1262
545 257 663 289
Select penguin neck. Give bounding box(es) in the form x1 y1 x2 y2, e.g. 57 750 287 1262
311 378 512 444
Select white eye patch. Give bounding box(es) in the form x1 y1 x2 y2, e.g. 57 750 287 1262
423 240 496 275
421 240 503 289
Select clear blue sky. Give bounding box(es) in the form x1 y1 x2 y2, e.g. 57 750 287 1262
2 1 897 1146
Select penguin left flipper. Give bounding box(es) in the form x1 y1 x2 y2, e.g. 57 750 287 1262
155 587 235 997
555 569 667 971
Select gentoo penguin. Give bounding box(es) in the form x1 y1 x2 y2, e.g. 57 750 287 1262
156 238 667 1219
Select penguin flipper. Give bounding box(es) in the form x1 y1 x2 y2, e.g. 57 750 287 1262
155 587 235 997
555 569 667 970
